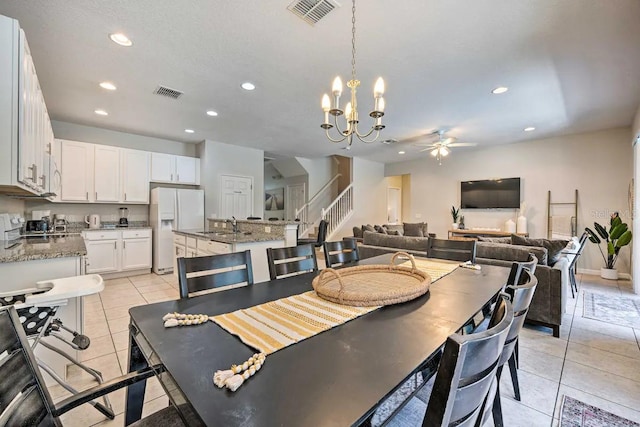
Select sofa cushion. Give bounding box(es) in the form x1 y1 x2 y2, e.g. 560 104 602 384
363 231 429 252
403 222 425 237
511 235 568 265
384 224 404 235
476 242 548 265
477 236 511 244
353 226 363 239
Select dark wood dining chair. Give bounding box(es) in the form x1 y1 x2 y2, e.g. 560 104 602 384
297 219 328 247
427 238 477 263
378 294 514 426
177 251 253 299
485 268 538 427
266 244 318 280
323 239 359 268
0 305 184 427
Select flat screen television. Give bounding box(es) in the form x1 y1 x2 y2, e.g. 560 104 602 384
460 178 521 209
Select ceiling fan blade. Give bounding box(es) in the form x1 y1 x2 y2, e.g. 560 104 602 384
447 142 477 147
418 146 437 152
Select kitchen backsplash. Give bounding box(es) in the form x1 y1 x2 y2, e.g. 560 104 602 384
23 201 149 223
0 195 26 213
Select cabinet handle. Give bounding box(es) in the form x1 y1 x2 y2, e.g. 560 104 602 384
177 174 180 181
175 247 179 255
123 241 126 249
95 192 98 200
39 175 46 188
171 173 173 181
114 242 117 250
86 192 89 201
124 193 127 201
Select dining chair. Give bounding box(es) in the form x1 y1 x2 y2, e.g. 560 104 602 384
427 238 477 263
379 294 514 427
485 268 538 427
0 305 184 427
323 239 359 268
177 251 254 299
297 219 328 247
266 244 318 280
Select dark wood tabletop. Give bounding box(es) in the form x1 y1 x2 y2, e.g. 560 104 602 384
125 254 510 426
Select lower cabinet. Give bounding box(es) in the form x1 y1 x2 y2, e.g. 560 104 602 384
83 229 152 274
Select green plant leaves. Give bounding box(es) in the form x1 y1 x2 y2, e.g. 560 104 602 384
617 230 632 247
585 227 601 244
594 222 609 240
607 241 615 256
610 223 627 240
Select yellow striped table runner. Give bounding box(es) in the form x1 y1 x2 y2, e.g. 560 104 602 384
212 259 458 355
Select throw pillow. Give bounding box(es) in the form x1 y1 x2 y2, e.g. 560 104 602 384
374 225 388 234
352 226 363 239
387 230 400 236
422 223 429 236
511 234 569 266
403 222 425 237
362 224 376 233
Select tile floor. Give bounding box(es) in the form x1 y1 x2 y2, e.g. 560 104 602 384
48 271 640 426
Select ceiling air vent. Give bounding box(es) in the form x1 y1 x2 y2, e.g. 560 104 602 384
287 0 340 25
153 85 183 100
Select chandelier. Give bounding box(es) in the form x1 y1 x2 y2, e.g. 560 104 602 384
320 0 386 147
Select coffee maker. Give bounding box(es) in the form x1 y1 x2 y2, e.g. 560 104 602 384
118 207 129 227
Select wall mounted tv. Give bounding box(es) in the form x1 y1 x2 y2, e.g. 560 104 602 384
460 178 521 209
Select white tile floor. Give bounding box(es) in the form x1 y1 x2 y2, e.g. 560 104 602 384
49 271 640 426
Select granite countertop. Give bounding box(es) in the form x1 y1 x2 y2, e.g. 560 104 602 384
0 235 87 263
174 229 284 244
81 226 152 231
207 218 299 226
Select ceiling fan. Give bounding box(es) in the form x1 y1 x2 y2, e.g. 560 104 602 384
412 130 477 165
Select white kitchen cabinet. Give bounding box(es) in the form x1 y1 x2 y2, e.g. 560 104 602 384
0 16 54 196
122 230 152 271
94 145 120 202
83 229 152 275
173 243 186 277
121 149 150 203
151 153 200 185
85 239 119 273
60 139 93 202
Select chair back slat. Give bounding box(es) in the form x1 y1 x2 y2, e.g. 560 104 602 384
178 251 253 298
267 245 318 280
323 240 359 268
424 295 513 426
427 238 477 263
0 307 60 427
499 269 538 365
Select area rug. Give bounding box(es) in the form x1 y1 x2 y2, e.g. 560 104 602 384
560 396 640 426
582 291 640 329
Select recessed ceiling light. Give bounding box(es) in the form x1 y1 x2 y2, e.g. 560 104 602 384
184 129 195 134
491 86 509 94
109 33 133 47
206 110 218 117
241 82 256 91
398 151 405 155
94 109 108 116
524 127 536 132
99 81 117 91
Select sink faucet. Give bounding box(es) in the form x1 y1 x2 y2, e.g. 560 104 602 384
228 216 238 233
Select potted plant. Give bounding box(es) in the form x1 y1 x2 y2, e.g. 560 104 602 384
585 212 632 280
451 206 460 230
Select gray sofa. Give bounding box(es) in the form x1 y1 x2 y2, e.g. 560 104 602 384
358 232 565 338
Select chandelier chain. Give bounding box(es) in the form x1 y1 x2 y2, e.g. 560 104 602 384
351 0 356 82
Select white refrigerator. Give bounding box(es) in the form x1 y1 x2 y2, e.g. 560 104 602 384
150 188 204 274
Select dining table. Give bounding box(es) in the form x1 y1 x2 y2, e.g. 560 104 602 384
124 254 511 426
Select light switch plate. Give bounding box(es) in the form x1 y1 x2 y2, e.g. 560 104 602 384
265 226 271 233
415 213 422 219
222 223 227 228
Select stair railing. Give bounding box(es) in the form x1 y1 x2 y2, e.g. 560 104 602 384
321 184 353 237
295 173 341 236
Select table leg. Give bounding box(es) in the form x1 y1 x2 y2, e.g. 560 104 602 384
124 329 148 426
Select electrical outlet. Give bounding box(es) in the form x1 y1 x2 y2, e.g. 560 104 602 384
415 213 422 219
213 222 218 227
222 223 227 228
265 226 271 233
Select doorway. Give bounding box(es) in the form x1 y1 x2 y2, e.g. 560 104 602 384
219 174 254 219
387 187 402 224
286 184 306 221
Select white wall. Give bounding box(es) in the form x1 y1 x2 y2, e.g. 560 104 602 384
386 127 633 273
198 140 264 219
333 158 388 239
264 162 307 220
52 120 196 156
296 157 336 197
632 105 640 292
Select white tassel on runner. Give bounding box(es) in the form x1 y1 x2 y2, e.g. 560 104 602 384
212 353 267 392
162 312 211 328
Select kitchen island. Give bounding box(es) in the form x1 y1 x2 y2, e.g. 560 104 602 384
0 234 87 383
173 228 289 284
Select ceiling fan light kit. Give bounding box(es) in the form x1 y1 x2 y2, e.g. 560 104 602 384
320 0 386 147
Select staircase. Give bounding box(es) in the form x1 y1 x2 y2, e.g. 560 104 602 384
321 184 353 238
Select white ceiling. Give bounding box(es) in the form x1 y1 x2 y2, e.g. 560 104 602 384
1 0 639 164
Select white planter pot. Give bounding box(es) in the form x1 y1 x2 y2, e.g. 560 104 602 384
600 268 619 280
452 223 459 230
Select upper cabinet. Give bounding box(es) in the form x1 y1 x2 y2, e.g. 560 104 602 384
58 140 150 204
151 153 200 185
0 16 54 196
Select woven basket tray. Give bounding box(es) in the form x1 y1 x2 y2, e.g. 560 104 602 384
312 252 431 307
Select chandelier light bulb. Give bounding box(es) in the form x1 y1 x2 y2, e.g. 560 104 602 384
321 94 331 112
378 97 385 112
440 147 450 157
332 77 343 97
374 77 385 97
431 148 438 157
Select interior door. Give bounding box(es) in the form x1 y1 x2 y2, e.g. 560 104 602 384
387 187 401 224
220 175 253 219
286 184 305 220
